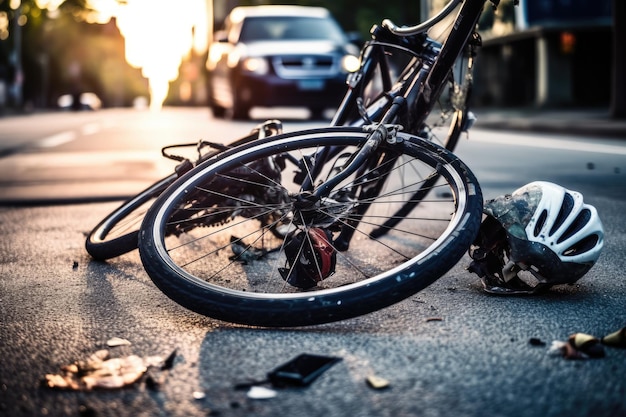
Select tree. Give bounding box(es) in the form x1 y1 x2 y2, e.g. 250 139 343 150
0 0 146 109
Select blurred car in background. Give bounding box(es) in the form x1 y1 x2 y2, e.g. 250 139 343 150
57 92 102 111
206 5 360 120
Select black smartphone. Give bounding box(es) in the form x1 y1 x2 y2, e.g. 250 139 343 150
267 354 341 387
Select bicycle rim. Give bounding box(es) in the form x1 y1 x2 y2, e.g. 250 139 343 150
422 72 469 151
139 128 482 327
86 173 177 260
85 132 266 260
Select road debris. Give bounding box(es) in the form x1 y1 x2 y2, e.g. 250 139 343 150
193 391 207 400
549 333 605 359
602 327 626 348
247 386 277 400
570 333 605 357
234 353 342 397
425 317 443 322
267 354 341 387
366 375 390 390
106 337 131 347
546 327 626 359
529 337 546 346
43 349 174 391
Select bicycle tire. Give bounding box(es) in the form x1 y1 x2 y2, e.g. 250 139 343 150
420 64 471 152
85 173 177 260
85 128 272 260
138 127 482 327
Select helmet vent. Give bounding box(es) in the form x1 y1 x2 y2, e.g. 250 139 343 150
533 210 548 237
563 233 600 257
549 192 575 236
557 208 592 244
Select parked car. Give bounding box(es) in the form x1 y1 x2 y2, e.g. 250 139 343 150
57 92 102 111
206 5 360 120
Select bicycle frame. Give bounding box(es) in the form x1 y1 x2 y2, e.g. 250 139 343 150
298 0 490 202
333 0 487 129
176 0 487 192
407 0 487 124
133 0 491 326
289 0 492 248
86 0 493 262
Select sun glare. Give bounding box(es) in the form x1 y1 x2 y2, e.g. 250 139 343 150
114 0 209 111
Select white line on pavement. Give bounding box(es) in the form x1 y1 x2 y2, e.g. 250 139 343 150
37 122 103 148
38 131 77 148
469 130 626 155
81 122 101 136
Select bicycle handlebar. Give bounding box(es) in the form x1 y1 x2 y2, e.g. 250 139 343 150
382 0 462 36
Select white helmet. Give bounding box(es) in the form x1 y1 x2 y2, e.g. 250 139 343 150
468 181 604 295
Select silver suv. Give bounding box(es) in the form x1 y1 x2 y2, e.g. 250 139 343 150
206 5 360 120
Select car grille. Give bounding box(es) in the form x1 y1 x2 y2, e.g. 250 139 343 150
273 55 339 79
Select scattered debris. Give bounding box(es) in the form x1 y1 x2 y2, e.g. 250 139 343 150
234 353 341 396
366 375 390 390
548 340 581 359
161 349 177 370
106 337 131 347
247 386 277 400
193 391 207 400
43 349 174 391
529 337 546 347
569 333 605 358
602 327 626 348
267 354 341 387
548 333 606 359
145 350 177 390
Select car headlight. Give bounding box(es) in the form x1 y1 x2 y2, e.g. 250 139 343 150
241 57 269 75
341 54 360 73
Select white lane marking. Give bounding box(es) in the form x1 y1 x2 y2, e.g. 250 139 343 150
469 129 626 155
38 131 77 148
81 122 101 136
37 122 102 148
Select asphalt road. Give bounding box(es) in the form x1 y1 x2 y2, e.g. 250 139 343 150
0 108 625 417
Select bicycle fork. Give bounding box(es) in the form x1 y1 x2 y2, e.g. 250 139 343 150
297 98 406 251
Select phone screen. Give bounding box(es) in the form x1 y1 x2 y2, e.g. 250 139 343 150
267 354 341 387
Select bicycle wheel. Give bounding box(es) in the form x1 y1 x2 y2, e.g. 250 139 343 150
85 123 283 260
138 127 482 327
423 58 473 152
86 173 177 260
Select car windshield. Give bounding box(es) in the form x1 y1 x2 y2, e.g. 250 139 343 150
239 16 346 43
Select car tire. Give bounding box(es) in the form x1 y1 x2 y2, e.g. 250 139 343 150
207 81 227 119
231 98 250 120
309 107 327 120
211 103 227 119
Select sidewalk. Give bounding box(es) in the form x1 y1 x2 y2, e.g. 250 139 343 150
472 107 626 139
